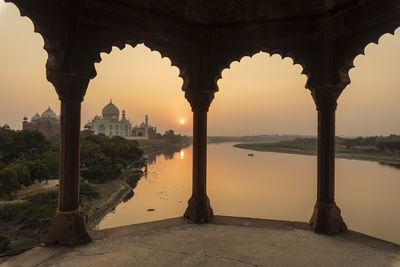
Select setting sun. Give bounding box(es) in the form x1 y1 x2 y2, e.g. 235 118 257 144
180 119 185 124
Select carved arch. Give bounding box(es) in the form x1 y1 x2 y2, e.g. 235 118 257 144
89 31 193 86
213 43 311 92
342 25 400 86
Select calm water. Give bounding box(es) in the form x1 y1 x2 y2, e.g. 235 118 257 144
97 142 400 244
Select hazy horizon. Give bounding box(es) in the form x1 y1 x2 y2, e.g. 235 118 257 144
1 1 400 137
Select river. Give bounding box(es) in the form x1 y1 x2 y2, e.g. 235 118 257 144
97 142 400 245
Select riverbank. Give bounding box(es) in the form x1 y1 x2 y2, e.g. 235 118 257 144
234 143 400 166
0 140 190 261
82 167 143 230
0 169 143 262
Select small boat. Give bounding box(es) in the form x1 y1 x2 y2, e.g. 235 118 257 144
248 153 254 157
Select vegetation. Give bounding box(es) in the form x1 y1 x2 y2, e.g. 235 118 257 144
0 192 58 231
0 128 59 198
0 234 10 253
141 130 191 154
154 129 191 144
0 128 147 253
0 128 145 198
80 134 144 183
234 135 400 165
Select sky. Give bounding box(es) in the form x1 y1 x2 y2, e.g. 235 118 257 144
0 1 399 137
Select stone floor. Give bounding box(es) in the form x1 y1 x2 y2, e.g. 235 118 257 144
3 216 400 267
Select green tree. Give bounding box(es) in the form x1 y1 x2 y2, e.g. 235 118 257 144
0 168 19 198
8 163 31 187
0 233 10 253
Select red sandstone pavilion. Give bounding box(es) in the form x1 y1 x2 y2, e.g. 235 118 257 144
4 0 400 248
22 107 61 138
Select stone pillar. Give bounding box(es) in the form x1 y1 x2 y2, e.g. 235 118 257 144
45 72 91 246
309 89 347 234
184 90 214 222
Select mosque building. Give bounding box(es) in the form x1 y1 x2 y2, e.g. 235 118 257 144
84 100 156 140
23 107 61 137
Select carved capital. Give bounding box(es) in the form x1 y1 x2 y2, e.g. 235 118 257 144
47 71 90 102
311 87 343 111
185 91 215 112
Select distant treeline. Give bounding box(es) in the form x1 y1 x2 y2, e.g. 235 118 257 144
337 135 400 151
155 129 191 144
267 135 400 152
0 128 145 198
208 135 311 144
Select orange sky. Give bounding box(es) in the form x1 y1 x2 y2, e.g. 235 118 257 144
1 1 399 136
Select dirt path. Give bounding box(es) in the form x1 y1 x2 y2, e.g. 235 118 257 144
0 180 59 206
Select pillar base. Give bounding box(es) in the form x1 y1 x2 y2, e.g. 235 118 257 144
45 210 91 246
310 202 347 235
184 196 213 223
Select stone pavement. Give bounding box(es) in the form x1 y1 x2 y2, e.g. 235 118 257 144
3 216 400 267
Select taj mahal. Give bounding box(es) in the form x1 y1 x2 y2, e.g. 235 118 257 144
84 100 157 140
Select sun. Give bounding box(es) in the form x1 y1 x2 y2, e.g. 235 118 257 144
180 119 185 125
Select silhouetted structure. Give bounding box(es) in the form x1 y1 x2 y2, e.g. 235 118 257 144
5 0 400 246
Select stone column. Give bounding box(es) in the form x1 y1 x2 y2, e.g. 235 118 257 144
184 90 214 222
45 72 91 246
309 89 347 234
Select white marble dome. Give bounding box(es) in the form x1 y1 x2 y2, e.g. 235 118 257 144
102 100 119 119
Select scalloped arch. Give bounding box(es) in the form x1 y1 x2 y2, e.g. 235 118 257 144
3 0 65 79
216 47 310 90
91 38 188 92
341 25 400 87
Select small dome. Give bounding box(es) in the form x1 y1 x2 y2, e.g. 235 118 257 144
94 115 100 120
140 122 146 128
102 100 119 119
41 107 57 119
31 112 40 121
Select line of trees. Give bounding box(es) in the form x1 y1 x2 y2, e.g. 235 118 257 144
0 129 59 198
80 134 144 183
155 129 191 144
288 135 400 152
0 128 145 198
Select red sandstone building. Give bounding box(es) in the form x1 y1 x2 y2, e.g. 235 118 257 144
22 107 61 138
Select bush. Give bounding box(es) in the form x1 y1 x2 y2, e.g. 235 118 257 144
0 192 58 230
80 181 100 200
0 233 10 253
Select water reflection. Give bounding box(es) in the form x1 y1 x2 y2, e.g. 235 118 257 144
97 142 400 245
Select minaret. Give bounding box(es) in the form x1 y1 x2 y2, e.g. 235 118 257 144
144 115 149 138
22 116 28 130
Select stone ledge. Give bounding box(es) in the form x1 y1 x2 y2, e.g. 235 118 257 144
3 216 400 267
